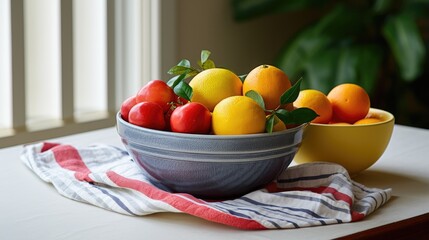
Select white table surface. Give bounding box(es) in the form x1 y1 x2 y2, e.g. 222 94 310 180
1 125 429 240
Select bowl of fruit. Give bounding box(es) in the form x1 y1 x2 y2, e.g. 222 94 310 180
117 113 306 199
116 53 317 198
292 83 395 176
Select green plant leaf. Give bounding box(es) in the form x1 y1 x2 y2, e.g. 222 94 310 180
332 45 383 94
173 80 193 102
265 114 275 133
275 4 366 91
354 45 383 93
313 4 365 37
276 108 318 125
245 90 265 110
402 1 429 18
275 29 333 85
201 50 211 64
280 78 302 105
372 0 393 14
303 44 383 95
303 48 340 94
334 47 359 85
382 13 425 81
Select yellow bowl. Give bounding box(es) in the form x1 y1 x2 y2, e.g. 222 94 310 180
293 108 395 176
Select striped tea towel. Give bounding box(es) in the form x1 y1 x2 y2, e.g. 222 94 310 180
21 142 392 230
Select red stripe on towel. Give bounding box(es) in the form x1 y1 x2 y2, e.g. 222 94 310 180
302 186 353 205
41 142 61 152
266 183 353 206
351 211 365 221
51 144 92 182
266 183 366 222
106 171 266 230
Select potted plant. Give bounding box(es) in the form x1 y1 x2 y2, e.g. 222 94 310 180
232 0 429 127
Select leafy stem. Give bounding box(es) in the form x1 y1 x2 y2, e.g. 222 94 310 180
167 50 216 79
167 50 318 133
167 71 193 102
166 50 218 102
245 78 318 133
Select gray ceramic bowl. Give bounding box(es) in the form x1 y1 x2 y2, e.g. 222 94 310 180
116 112 306 199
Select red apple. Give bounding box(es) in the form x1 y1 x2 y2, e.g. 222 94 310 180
170 102 212 134
120 96 137 122
136 80 175 112
128 102 165 130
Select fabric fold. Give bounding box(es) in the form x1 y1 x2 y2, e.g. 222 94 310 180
21 142 391 230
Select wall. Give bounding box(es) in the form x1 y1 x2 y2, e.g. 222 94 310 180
174 0 316 76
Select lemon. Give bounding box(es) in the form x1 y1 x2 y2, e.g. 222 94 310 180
212 96 266 135
189 68 242 111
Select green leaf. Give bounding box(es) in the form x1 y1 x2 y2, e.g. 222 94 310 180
303 48 339 94
245 90 265 110
197 50 216 70
372 0 392 14
275 109 290 123
265 114 275 133
332 45 383 94
167 75 181 88
201 50 211 64
276 108 318 125
334 47 359 86
275 29 333 83
177 59 191 68
382 13 425 81
168 71 193 101
291 108 319 124
313 4 365 37
173 81 193 102
301 44 383 95
275 4 366 89
201 59 216 70
403 1 429 18
280 78 302 105
167 71 188 88
168 59 200 77
354 45 383 93
168 66 200 79
167 65 191 75
238 74 247 83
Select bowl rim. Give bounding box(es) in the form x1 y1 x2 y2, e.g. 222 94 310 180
309 108 394 127
116 112 307 139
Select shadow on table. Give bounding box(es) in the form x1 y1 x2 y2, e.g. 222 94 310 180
352 169 428 198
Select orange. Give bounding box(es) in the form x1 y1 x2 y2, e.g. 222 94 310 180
330 122 352 126
294 89 332 124
243 65 291 110
354 117 382 125
212 96 266 135
327 83 370 124
189 68 242 111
